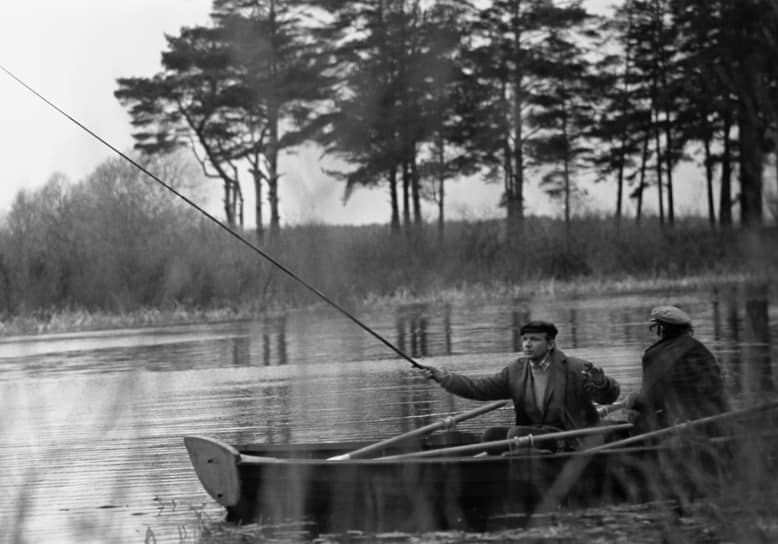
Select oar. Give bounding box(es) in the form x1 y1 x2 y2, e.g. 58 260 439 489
584 399 778 454
376 422 634 461
327 400 509 460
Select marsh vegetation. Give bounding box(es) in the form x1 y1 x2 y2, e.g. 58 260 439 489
1 159 775 337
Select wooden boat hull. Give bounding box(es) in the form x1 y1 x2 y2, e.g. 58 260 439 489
184 432 754 532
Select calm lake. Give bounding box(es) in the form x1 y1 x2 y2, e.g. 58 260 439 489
1 283 775 543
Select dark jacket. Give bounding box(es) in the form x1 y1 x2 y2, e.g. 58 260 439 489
635 333 728 431
437 348 620 430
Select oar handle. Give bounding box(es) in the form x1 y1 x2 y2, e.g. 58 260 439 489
328 400 509 460
596 401 626 418
584 399 778 454
377 423 634 460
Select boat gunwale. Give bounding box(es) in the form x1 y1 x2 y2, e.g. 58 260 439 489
233 442 727 466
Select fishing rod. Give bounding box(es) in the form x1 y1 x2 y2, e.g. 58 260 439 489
0 63 428 370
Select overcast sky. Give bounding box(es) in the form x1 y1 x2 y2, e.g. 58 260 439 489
2 0 716 228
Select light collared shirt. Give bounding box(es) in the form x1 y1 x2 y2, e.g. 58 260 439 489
530 352 552 374
529 352 552 412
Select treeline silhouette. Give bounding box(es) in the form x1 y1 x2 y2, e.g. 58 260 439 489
0 152 774 320
113 0 778 245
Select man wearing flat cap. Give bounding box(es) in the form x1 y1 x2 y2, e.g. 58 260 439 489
626 305 728 431
423 320 620 434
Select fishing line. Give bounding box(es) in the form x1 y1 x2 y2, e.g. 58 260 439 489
0 63 427 370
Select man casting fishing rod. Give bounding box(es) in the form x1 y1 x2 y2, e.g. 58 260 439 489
422 320 621 442
4 63 633 455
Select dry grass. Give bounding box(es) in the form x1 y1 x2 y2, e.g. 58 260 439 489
2 210 776 326
0 271 763 337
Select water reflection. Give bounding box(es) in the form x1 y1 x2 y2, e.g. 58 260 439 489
395 303 428 357
710 283 774 400
394 303 454 358
743 284 773 397
511 309 531 352
256 383 293 445
259 315 288 366
231 335 251 366
569 308 580 348
397 370 436 435
712 287 724 342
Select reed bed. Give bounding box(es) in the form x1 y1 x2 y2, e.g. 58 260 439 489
1 214 775 335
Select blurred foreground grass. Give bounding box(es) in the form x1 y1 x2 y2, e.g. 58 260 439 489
187 496 778 544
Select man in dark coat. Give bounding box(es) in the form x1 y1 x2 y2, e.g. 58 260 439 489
422 321 620 434
626 305 728 432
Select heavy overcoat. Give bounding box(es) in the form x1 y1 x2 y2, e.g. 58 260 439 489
437 348 620 430
636 333 728 430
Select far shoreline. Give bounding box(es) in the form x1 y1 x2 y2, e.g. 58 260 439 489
0 271 770 338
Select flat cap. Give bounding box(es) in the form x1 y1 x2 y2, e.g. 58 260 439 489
650 305 691 326
519 320 558 338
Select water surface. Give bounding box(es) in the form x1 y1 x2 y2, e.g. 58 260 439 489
1 284 775 542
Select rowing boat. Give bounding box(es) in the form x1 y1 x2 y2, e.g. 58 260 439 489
184 404 777 533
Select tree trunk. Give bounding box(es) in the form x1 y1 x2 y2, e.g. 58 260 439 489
252 167 264 242
410 144 422 227
508 94 525 240
268 0 281 240
656 0 674 226
719 106 733 227
615 147 625 223
702 131 716 229
653 106 665 224
389 165 400 233
636 127 650 223
562 105 571 252
235 181 244 228
738 107 764 228
268 113 280 239
507 1 524 242
664 109 675 225
224 180 233 226
616 3 634 224
650 0 664 225
436 136 445 245
402 160 411 230
713 6 772 230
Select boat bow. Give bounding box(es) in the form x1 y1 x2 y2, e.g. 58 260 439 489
184 435 244 506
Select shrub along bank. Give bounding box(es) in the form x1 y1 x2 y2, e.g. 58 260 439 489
0 204 775 335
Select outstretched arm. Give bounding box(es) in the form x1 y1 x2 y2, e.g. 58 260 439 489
423 365 512 401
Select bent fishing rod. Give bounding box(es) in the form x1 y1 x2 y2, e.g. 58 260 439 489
0 63 428 370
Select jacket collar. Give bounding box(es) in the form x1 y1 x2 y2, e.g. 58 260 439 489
520 348 567 420
530 351 552 373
